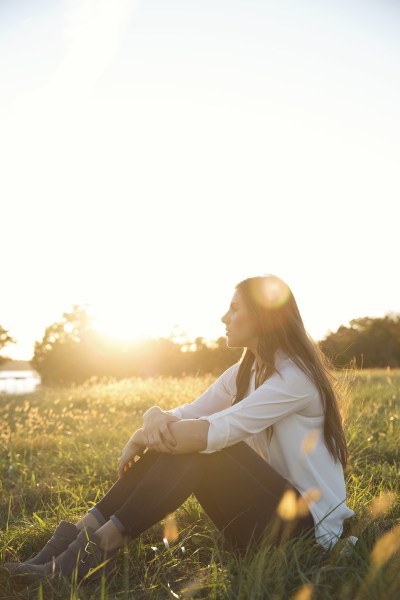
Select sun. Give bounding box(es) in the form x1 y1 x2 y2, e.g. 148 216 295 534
92 310 153 343
89 299 172 344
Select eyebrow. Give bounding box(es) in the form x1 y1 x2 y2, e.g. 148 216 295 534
230 302 240 308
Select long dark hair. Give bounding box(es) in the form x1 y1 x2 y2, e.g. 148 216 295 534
233 275 348 469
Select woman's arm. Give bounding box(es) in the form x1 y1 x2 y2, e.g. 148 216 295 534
165 363 238 420
197 364 317 453
132 419 210 454
142 406 180 451
169 419 210 453
139 364 237 451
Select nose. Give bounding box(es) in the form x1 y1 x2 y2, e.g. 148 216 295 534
221 312 228 325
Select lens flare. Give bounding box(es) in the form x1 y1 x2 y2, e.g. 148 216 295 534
303 488 321 504
297 488 321 517
368 492 397 518
251 275 292 310
277 487 320 521
301 430 319 454
163 513 179 543
277 489 298 521
291 584 314 600
370 523 400 569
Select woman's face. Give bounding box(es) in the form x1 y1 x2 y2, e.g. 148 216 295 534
221 290 259 350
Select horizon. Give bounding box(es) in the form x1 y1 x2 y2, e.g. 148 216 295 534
2 303 399 363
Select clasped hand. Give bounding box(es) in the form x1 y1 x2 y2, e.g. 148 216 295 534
117 407 178 478
117 438 144 478
142 406 178 453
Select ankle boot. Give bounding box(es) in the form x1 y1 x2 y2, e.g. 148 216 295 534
5 520 79 573
11 527 120 587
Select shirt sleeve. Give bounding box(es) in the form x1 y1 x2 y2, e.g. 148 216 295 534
198 363 317 453
166 363 239 419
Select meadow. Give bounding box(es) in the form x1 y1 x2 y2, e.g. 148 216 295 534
0 370 399 599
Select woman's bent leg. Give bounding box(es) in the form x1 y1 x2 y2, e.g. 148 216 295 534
88 449 162 530
8 451 190 584
109 452 205 537
90 443 313 549
194 443 314 548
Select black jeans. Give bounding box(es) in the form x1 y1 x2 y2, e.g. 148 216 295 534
92 442 314 549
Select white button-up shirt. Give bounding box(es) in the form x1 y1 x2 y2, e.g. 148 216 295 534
168 350 355 549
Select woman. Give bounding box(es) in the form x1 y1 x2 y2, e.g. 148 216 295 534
7 274 354 586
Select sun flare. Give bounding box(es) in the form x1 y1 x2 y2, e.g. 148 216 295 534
92 310 157 343
89 296 177 344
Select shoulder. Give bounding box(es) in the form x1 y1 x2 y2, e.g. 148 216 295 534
215 362 240 394
272 354 319 396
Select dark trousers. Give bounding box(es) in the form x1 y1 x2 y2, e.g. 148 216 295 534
93 442 314 549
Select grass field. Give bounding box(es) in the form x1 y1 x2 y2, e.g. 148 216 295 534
0 370 399 599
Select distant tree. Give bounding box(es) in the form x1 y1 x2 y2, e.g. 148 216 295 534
0 325 16 365
320 313 400 368
32 305 100 383
29 305 400 384
32 305 241 384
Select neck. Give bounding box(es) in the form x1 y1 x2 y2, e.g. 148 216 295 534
246 347 265 374
249 347 283 373
244 337 262 368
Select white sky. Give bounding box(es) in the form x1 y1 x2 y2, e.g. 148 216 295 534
1 0 399 360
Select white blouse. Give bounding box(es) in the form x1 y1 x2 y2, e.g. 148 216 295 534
168 350 355 549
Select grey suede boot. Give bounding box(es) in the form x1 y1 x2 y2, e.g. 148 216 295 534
5 521 79 574
11 527 119 587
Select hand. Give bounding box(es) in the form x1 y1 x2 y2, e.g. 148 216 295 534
117 438 144 478
142 406 179 453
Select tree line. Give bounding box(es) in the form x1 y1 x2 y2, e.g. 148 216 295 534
319 314 400 369
1 308 399 383
0 326 16 366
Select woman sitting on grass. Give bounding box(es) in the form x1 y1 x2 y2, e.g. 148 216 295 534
6 274 354 586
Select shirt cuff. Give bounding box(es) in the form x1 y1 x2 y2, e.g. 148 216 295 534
198 415 230 453
165 407 183 419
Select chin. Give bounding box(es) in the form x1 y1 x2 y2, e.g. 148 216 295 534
226 337 240 349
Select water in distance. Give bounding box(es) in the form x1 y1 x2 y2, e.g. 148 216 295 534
0 370 41 395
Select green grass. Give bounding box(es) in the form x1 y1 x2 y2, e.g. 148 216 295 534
1 370 400 599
